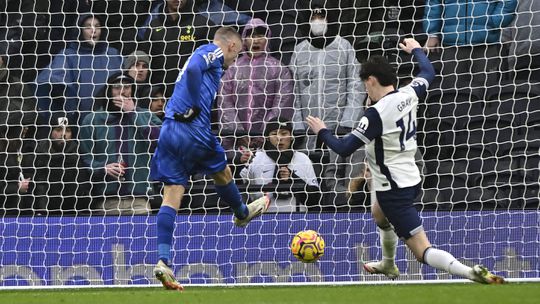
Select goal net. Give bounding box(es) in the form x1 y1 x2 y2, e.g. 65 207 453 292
0 0 538 287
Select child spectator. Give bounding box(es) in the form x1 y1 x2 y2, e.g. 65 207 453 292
240 117 320 212
148 85 166 121
123 50 152 106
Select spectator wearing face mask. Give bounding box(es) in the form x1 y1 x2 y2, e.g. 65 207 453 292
290 0 366 208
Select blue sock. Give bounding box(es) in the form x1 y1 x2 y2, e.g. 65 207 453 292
157 205 177 264
215 181 249 219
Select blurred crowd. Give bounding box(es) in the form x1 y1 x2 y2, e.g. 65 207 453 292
0 0 537 215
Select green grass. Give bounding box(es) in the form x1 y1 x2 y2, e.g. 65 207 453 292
1 283 539 304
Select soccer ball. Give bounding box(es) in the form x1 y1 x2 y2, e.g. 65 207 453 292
290 230 325 263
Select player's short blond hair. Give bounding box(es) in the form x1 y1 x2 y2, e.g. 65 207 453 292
214 26 241 43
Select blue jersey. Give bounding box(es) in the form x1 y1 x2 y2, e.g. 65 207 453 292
151 43 228 186
165 43 224 129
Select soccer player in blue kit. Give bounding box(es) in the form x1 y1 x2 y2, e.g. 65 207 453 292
150 27 271 291
306 38 504 284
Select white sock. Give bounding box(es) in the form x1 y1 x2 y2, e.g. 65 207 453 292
423 248 473 279
378 226 398 267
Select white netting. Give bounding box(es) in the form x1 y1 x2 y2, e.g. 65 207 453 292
0 0 538 287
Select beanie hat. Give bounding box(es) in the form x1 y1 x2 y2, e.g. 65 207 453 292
49 113 72 129
123 50 150 70
311 0 327 18
109 73 135 85
264 117 293 137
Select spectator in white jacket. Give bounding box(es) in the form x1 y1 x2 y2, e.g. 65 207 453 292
240 118 320 212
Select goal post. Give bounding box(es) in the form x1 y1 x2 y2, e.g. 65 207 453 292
0 0 538 288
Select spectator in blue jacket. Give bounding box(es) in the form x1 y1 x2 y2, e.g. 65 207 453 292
36 14 123 125
423 0 517 87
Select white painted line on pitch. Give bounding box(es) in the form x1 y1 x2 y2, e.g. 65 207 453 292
0 278 539 290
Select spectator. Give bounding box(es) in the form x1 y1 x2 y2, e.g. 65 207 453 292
90 0 153 55
36 14 123 125
227 0 306 65
0 56 37 126
25 113 91 215
290 0 366 207
140 0 216 97
502 0 540 81
0 0 81 82
0 54 37 215
423 0 517 88
123 50 152 106
347 0 426 63
218 18 294 167
147 85 166 121
240 118 320 212
0 126 33 215
196 0 251 27
79 74 162 215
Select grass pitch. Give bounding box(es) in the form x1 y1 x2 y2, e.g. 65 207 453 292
1 283 538 304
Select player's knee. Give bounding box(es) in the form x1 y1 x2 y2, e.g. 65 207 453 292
404 230 431 263
371 205 387 226
212 166 233 185
375 218 392 231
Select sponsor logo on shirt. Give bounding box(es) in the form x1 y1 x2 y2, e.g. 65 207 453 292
358 116 369 133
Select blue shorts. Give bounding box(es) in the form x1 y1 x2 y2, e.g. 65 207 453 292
376 184 423 240
150 119 228 187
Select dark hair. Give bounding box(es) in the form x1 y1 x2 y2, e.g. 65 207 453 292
359 55 397 87
264 117 293 137
214 26 241 42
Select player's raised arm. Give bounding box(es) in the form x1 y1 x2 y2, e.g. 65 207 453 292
399 38 436 97
306 115 365 158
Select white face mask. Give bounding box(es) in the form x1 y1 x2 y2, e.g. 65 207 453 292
310 19 328 36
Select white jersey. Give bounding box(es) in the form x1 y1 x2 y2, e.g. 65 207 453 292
351 77 429 191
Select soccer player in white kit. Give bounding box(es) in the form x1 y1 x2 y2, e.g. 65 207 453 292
306 38 504 284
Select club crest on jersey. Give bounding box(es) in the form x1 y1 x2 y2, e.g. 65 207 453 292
203 52 217 64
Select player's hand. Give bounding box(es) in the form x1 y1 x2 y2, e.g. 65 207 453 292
399 38 422 54
112 96 136 112
105 162 126 179
278 166 291 181
19 178 31 193
363 164 372 191
423 36 440 54
306 115 327 135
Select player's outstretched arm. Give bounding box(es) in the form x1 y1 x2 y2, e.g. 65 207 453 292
399 38 436 95
306 115 365 158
